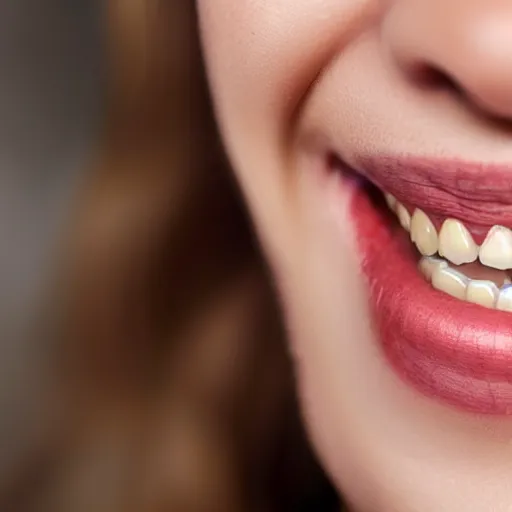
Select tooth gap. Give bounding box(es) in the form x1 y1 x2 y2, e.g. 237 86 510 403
380 189 512 309
377 191 512 310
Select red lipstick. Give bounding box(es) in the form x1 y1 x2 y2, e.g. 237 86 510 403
350 157 512 414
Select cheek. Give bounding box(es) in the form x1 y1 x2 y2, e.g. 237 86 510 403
198 2 512 511
197 0 376 169
197 1 425 508
197 0 385 410
197 0 379 280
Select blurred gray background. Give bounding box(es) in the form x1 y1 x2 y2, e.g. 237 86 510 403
0 0 104 487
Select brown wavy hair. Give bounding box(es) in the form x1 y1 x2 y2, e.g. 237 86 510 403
2 2 336 511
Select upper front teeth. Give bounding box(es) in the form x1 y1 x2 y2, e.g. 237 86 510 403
410 209 438 256
384 193 397 211
479 225 512 270
438 219 478 265
386 193 512 270
395 203 411 231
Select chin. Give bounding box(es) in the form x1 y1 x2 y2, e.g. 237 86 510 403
278 148 512 511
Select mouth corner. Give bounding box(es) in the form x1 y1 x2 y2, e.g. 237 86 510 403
327 152 512 415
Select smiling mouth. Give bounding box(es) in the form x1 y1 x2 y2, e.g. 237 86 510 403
387 197 512 310
331 154 512 414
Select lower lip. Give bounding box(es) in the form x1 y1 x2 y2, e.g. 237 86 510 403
348 179 512 415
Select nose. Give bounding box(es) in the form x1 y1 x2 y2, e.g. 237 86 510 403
383 0 512 119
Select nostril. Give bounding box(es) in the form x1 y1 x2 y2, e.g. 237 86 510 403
408 61 463 96
413 63 512 125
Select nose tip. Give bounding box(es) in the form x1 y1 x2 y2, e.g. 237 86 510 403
384 0 512 119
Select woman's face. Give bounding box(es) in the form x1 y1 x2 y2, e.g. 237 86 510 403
198 1 512 510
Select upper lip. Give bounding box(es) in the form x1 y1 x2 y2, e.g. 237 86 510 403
355 155 512 228
347 153 512 413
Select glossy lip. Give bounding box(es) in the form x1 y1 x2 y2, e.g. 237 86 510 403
346 157 512 414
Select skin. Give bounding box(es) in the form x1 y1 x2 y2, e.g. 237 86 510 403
197 1 512 510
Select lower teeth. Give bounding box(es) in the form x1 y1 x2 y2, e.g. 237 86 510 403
383 190 512 311
419 256 512 311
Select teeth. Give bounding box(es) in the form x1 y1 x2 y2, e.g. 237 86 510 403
395 203 411 232
387 193 512 308
438 219 478 265
496 285 512 312
393 203 512 270
479 226 512 270
418 256 447 281
410 209 438 256
465 280 498 309
431 266 468 300
420 256 512 311
384 193 396 211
